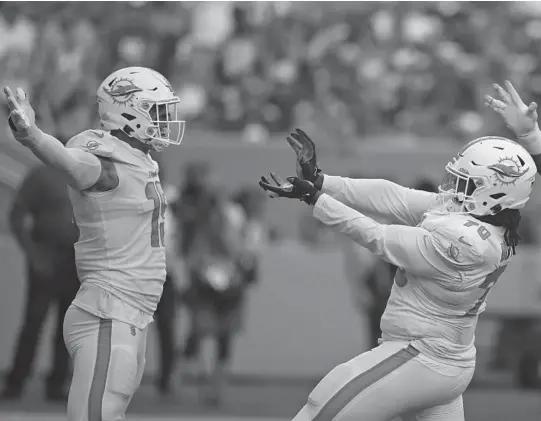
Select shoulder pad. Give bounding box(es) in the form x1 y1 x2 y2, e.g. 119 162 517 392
66 130 114 158
423 214 487 267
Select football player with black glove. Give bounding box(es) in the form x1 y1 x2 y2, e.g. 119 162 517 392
259 172 321 205
257 127 538 421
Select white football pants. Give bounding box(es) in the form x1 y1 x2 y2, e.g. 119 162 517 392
292 340 475 421
63 305 147 421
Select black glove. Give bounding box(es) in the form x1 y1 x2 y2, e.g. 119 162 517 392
286 128 322 183
259 172 321 205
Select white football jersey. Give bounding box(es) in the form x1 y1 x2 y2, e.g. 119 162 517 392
313 176 513 367
66 130 167 328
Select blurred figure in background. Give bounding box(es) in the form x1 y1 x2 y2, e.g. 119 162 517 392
175 162 215 262
174 162 216 365
171 162 216 387
153 184 181 397
2 165 79 401
180 186 262 406
181 191 238 405
231 186 266 297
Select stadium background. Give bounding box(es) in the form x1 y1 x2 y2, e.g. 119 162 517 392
0 1 541 420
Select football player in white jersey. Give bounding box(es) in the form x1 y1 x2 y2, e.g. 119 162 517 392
259 129 537 421
4 66 185 421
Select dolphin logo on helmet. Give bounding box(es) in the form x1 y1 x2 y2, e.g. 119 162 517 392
103 78 143 103
488 162 528 179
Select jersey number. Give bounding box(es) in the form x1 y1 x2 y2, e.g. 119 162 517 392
462 219 505 316
463 220 491 240
464 266 506 316
145 181 167 248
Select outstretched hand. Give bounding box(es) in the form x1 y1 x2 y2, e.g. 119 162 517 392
259 172 320 204
485 81 538 138
4 87 36 140
286 128 321 182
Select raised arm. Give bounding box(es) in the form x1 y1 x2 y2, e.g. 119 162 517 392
485 81 541 175
318 175 436 226
4 87 114 191
22 130 103 191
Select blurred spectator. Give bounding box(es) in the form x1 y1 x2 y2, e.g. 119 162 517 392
4 2 541 141
170 162 216 392
2 165 79 401
152 183 181 397
231 186 267 289
180 191 249 406
174 162 215 259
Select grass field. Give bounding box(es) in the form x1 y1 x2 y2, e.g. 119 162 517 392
0 383 539 421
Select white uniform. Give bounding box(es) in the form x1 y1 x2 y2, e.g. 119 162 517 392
293 176 512 421
62 130 167 421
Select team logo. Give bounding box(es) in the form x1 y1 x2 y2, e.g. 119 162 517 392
458 236 472 247
83 140 100 151
446 243 461 262
103 77 143 105
488 156 528 186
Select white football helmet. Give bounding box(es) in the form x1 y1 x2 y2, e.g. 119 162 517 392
97 66 185 151
436 136 537 216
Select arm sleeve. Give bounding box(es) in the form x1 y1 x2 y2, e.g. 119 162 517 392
22 128 102 191
321 176 436 226
313 193 478 280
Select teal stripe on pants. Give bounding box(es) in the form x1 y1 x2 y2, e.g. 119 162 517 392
313 345 420 421
88 319 112 421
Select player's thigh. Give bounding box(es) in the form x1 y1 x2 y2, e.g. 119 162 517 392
64 307 146 421
293 341 413 421
64 306 103 421
338 352 473 421
101 320 147 419
293 341 473 421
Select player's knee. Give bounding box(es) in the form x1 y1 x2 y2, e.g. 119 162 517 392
107 346 140 398
101 392 131 421
308 362 353 409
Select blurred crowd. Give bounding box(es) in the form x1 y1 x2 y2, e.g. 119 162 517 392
4 2 541 143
